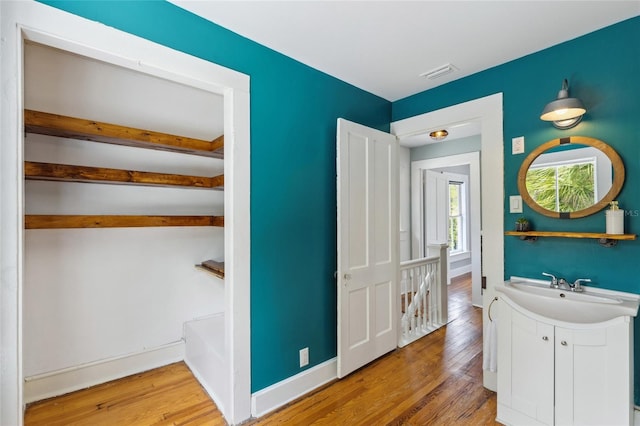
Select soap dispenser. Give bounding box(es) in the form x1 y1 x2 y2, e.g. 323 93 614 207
606 201 624 234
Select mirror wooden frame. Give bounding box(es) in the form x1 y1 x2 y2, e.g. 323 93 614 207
517 136 625 219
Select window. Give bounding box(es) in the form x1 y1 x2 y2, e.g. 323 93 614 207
526 158 596 212
448 180 467 255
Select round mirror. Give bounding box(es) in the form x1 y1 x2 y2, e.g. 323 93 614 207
517 136 624 218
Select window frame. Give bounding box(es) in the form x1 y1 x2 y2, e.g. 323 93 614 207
447 172 470 258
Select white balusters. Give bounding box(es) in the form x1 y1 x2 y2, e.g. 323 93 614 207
398 254 447 348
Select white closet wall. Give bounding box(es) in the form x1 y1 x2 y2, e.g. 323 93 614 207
23 42 225 381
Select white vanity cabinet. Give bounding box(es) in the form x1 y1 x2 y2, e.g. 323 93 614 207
497 295 634 426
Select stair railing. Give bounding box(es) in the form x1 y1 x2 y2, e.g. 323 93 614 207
398 244 448 347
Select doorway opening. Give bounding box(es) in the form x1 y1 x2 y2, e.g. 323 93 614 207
0 3 251 424
391 93 504 391
409 148 482 307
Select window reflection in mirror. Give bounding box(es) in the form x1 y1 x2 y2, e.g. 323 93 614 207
525 145 612 213
517 136 624 219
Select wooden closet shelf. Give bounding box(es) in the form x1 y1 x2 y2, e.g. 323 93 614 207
25 215 224 229
25 161 224 189
195 260 225 279
25 109 224 159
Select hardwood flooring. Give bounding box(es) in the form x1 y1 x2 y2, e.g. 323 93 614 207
25 273 498 425
24 362 225 426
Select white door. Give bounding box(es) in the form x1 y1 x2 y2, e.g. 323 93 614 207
424 170 449 258
337 118 399 378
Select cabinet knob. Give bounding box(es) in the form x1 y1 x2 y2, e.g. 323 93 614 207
561 340 568 346
542 336 549 341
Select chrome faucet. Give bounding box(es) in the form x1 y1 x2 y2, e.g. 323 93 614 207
558 278 572 290
542 272 559 288
571 278 591 293
543 272 592 292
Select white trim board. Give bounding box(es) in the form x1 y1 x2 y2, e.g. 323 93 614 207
1 2 250 424
391 93 505 392
23 342 185 404
450 264 472 280
251 358 337 418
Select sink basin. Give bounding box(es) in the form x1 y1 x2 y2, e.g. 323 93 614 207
509 282 622 304
496 279 640 324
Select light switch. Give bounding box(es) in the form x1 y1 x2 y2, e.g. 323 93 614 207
510 195 523 213
512 136 525 155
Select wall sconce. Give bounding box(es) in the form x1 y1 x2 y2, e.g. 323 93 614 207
540 79 586 129
429 129 448 141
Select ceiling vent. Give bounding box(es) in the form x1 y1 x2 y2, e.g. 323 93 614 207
420 63 457 80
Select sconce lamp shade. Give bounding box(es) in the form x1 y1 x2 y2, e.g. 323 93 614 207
540 79 586 129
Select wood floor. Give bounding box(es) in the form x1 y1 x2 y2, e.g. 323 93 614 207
25 273 498 425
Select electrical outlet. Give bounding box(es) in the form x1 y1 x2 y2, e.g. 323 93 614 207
299 347 309 367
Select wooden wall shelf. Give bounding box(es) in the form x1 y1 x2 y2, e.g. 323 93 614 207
24 110 225 229
25 109 224 159
195 260 225 279
25 161 223 190
505 231 636 247
25 215 224 229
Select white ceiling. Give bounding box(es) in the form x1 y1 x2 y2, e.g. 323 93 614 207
170 1 639 102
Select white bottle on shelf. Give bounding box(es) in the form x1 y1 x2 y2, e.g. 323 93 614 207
606 201 624 235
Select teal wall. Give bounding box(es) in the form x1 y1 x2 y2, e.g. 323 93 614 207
394 16 640 403
38 0 640 403
40 1 391 392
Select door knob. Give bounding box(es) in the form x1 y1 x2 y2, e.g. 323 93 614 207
542 336 549 341
561 340 568 346
344 273 352 280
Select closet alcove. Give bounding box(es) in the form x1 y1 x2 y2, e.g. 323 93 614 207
23 41 229 412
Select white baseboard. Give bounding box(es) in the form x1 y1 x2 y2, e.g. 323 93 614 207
450 264 472 279
24 341 185 404
251 358 337 418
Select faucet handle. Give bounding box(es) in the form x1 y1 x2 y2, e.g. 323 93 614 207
542 272 559 288
573 278 592 288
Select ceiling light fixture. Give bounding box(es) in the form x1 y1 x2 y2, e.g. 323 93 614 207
540 78 586 129
429 129 449 141
420 63 457 80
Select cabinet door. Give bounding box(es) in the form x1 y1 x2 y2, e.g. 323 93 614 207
555 321 632 426
498 302 554 425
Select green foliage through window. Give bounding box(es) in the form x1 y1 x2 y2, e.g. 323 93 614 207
449 183 463 253
526 161 595 212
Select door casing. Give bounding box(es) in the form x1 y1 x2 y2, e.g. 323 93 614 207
391 93 504 391
0 3 251 424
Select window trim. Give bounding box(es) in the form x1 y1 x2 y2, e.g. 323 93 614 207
447 172 469 256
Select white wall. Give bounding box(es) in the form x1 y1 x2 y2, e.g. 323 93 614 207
399 146 411 262
23 43 226 378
